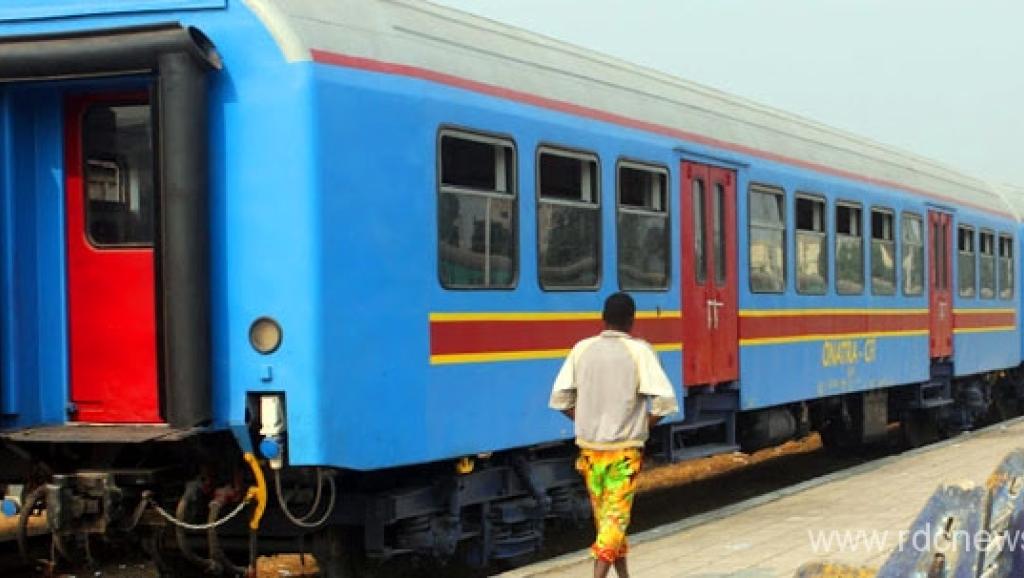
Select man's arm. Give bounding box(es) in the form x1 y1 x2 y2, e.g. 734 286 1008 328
549 347 578 420
631 340 680 423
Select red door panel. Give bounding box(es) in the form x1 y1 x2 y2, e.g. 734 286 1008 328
928 211 953 358
681 163 713 385
65 94 161 423
681 162 738 386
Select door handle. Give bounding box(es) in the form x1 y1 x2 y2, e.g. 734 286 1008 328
706 299 714 329
706 299 723 329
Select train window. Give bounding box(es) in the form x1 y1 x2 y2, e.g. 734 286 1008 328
713 183 727 286
437 130 517 289
957 225 976 298
979 230 996 299
795 195 826 295
999 234 1014 299
871 209 896 295
83 103 155 247
902 213 925 296
617 162 669 290
748 185 785 293
693 180 707 283
934 220 949 291
835 203 864 295
537 147 600 289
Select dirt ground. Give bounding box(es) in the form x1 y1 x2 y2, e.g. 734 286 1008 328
1 434 866 577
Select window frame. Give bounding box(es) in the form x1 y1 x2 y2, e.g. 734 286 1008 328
979 228 997 300
834 200 865 296
870 206 897 296
999 232 1015 300
535 144 602 291
794 192 828 295
901 211 925 297
436 126 519 290
615 158 671 292
82 101 157 249
747 183 787 294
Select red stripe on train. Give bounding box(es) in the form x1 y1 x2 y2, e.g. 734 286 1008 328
953 311 1017 329
430 317 681 357
738 313 928 341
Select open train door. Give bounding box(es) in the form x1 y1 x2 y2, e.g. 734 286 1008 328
65 94 161 422
0 25 221 428
928 210 953 358
681 162 738 386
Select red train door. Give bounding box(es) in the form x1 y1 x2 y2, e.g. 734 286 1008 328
65 94 161 423
681 162 738 386
928 210 953 358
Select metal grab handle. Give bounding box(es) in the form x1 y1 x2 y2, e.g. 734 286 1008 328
705 299 723 329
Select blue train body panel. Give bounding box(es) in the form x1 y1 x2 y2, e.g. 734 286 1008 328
312 63 688 469
0 1 1020 473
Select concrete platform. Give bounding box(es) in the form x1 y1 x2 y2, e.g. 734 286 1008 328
506 417 1024 578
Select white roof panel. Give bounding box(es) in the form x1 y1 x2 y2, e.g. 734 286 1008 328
245 0 1018 218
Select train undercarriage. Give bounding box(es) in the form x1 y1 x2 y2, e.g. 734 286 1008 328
3 365 1024 577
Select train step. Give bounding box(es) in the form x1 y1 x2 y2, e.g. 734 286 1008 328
913 397 954 410
656 410 737 463
671 415 728 431
908 380 953 410
665 443 741 462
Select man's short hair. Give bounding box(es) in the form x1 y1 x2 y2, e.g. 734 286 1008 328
602 292 636 328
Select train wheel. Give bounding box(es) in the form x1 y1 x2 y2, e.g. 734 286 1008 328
311 526 368 578
901 410 938 449
817 417 859 454
989 384 1021 423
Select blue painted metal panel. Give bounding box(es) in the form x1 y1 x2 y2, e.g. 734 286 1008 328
954 331 1021 377
0 0 1020 473
0 0 225 22
0 86 70 427
740 336 930 410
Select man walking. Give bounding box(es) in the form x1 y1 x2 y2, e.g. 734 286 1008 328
549 292 679 578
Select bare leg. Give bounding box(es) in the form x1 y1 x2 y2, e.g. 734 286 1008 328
614 557 629 578
594 559 612 578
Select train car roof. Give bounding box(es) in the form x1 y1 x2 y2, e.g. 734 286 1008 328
993 184 1024 222
249 0 1016 218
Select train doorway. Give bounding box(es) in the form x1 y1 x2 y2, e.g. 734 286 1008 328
928 210 953 358
680 161 738 386
65 94 160 423
0 24 220 429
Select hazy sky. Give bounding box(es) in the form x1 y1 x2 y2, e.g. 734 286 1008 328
430 1 1024 187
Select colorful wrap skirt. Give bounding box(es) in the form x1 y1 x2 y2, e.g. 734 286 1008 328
575 447 643 563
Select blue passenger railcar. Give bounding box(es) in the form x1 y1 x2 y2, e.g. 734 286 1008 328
0 1 1021 574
